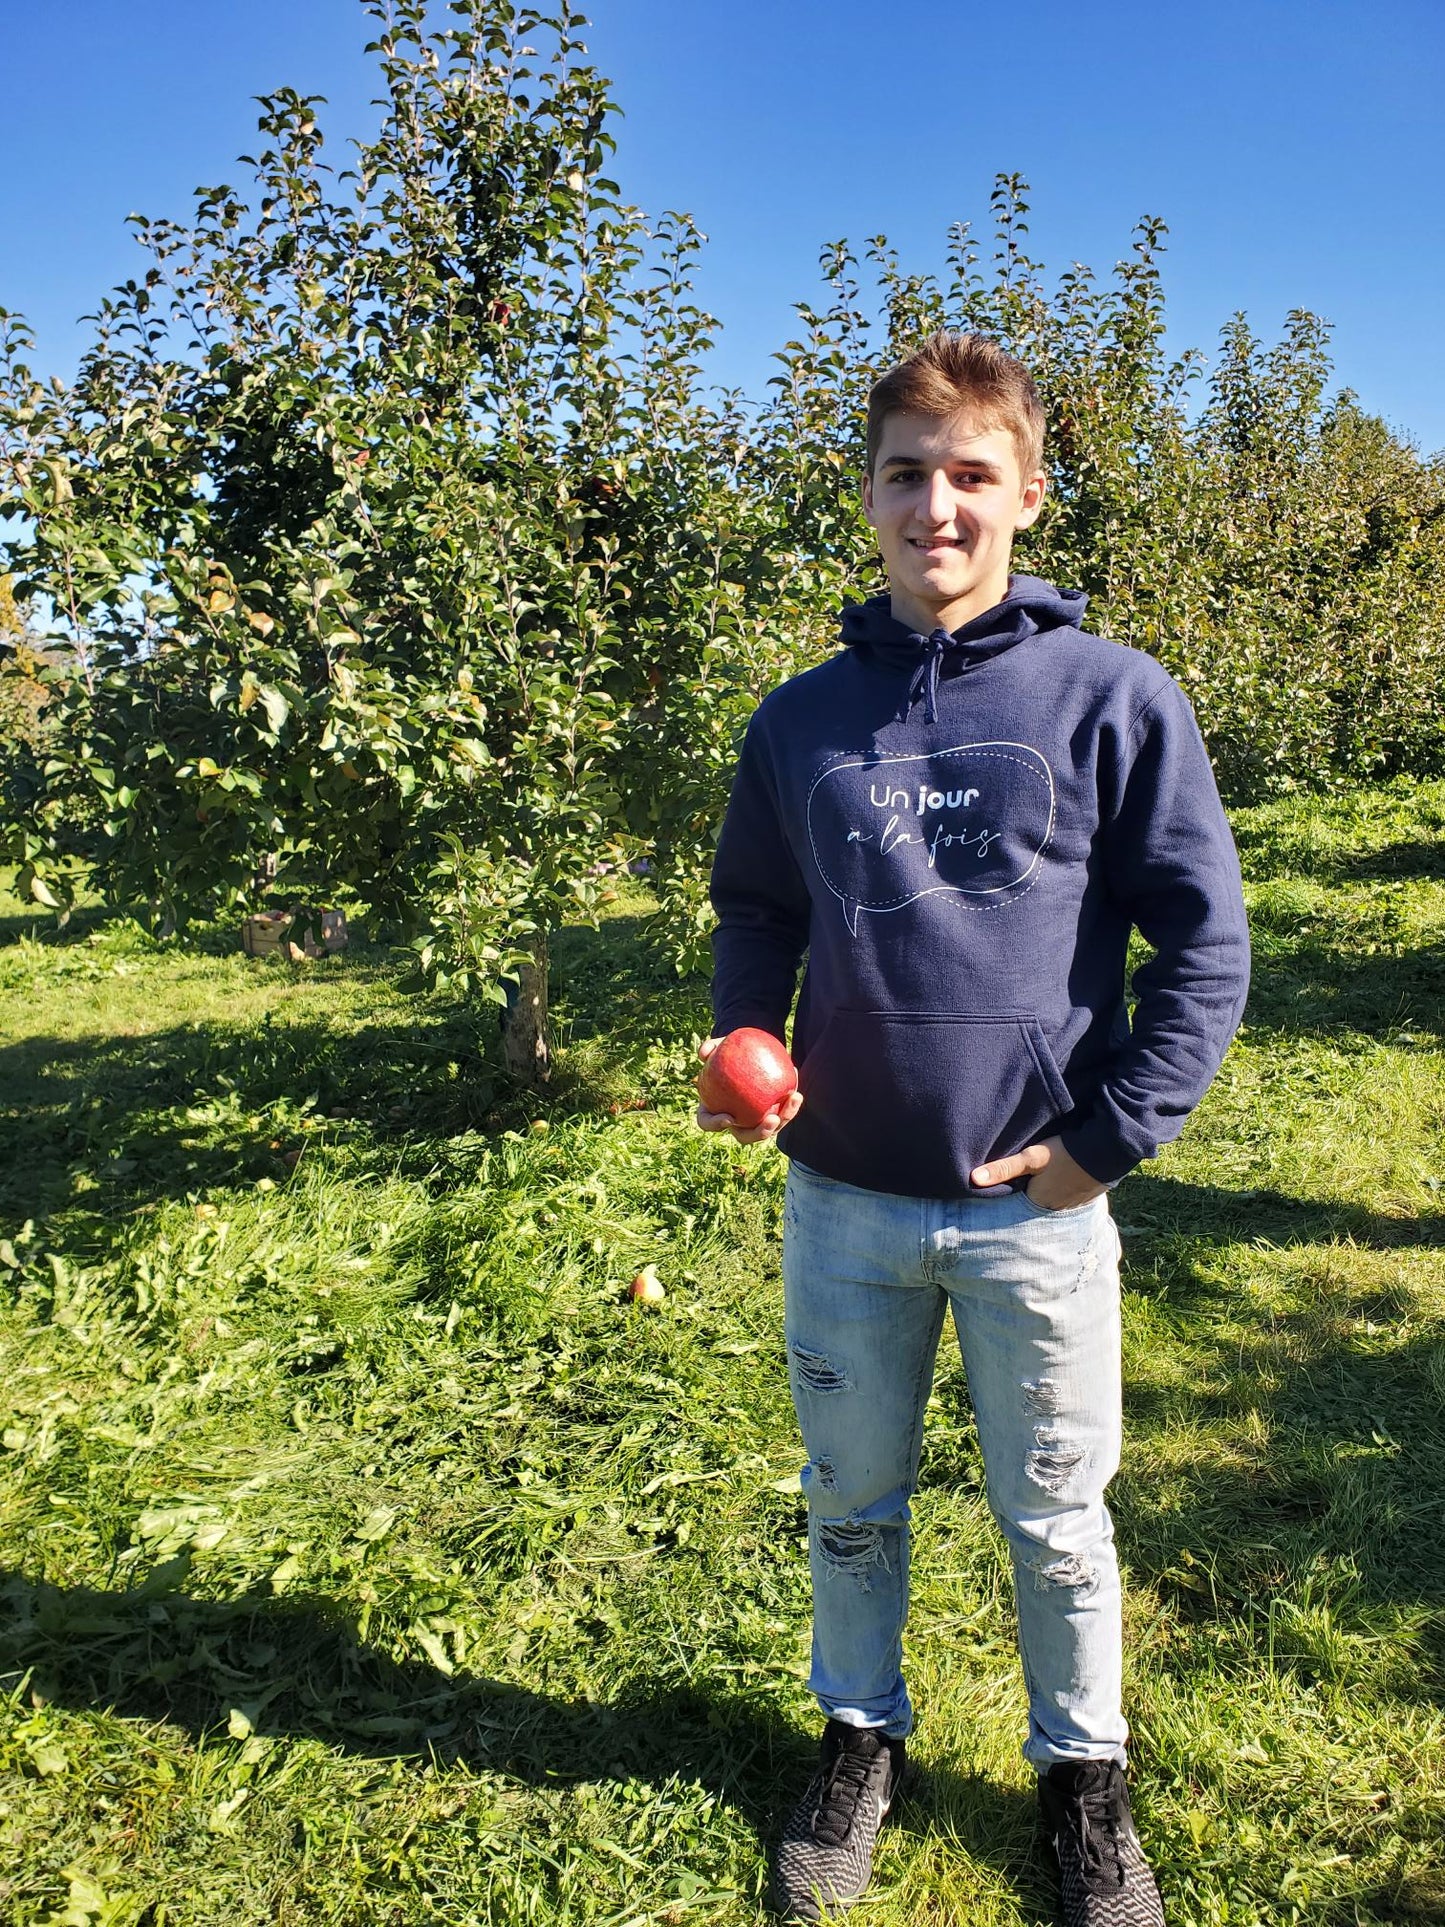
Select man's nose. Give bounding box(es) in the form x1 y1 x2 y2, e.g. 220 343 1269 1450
919 470 955 524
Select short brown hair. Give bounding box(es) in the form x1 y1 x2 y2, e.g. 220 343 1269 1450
865 331 1045 479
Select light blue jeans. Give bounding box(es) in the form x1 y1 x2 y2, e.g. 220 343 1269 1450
782 1158 1129 1769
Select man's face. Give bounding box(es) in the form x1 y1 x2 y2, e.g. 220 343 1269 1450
862 410 1046 635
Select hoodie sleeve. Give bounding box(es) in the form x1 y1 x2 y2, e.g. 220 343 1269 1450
1059 679 1251 1185
709 709 812 1042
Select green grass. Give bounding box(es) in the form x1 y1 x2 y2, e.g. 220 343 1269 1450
2 778 1444 1926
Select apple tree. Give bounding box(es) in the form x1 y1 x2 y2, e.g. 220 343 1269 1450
725 176 1445 801
0 0 812 1069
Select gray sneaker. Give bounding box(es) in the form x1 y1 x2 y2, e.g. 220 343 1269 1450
1038 1760 1165 1927
771 1720 907 1922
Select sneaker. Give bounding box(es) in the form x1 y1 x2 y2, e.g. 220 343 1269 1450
770 1720 906 1921
1038 1760 1165 1927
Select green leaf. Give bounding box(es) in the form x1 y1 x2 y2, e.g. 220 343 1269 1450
270 1554 302 1593
412 1626 455 1675
353 1505 398 1543
207 1788 251 1833
29 1741 69 1777
259 685 290 734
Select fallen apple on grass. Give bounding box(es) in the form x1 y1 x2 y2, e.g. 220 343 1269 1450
629 1263 666 1305
697 1027 798 1129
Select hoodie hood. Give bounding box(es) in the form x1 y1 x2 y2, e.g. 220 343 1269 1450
840 574 1089 722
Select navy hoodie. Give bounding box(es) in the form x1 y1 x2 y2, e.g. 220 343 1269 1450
709 576 1250 1196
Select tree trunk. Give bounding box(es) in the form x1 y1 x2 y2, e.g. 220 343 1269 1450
501 934 551 1083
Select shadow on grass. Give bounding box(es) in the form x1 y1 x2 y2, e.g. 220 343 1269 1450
1241 932 1445 1044
0 913 709 1220
1116 1327 1445 1615
0 1012 508 1223
1232 832 1445 888
0 901 118 948
0 1560 787 1800
0 940 712 1225
1336 837 1445 884
0 1563 1056 1914
1110 1172 1445 1254
1101 1172 1445 1702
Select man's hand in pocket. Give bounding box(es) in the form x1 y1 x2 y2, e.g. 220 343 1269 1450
971 1136 1106 1211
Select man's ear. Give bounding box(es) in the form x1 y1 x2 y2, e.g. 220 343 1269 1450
861 467 876 525
1015 470 1048 530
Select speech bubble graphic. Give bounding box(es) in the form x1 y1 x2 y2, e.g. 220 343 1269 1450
806 742 1055 935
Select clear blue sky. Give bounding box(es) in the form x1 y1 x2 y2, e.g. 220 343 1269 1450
4 0 1443 454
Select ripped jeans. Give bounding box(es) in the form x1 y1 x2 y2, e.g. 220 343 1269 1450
782 1158 1128 1769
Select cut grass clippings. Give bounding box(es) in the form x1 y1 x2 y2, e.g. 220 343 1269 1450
2 778 1444 1925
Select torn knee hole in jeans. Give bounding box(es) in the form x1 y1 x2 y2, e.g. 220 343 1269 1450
1026 1425 1086 1496
1022 1377 1063 1417
790 1344 852 1395
816 1518 889 1589
806 1456 839 1492
1031 1550 1097 1594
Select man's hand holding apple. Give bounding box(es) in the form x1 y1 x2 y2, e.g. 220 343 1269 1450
695 1033 804 1145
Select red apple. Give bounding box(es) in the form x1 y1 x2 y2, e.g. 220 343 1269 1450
697 1027 798 1130
629 1263 666 1305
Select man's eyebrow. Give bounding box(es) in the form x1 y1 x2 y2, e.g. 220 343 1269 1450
878 452 1003 474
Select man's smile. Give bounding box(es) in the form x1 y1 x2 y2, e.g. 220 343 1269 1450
862 412 1046 632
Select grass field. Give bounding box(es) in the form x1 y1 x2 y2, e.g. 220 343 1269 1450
2 779 1444 1927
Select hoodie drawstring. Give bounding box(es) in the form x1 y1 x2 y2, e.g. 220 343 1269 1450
843 581 1082 721
906 631 951 724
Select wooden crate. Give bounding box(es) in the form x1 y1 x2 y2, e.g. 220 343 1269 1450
242 908 348 960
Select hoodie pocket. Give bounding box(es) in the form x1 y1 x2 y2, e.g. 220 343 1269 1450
787 1009 1073 1195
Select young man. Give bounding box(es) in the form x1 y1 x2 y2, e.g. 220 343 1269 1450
697 332 1250 1925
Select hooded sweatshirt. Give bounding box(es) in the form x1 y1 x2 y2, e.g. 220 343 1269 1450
709 575 1250 1197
